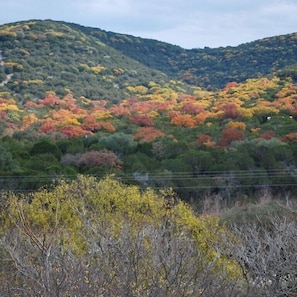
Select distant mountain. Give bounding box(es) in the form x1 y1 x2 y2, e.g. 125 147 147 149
70 22 297 88
0 19 296 102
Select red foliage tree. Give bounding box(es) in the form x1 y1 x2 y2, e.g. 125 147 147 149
109 105 131 117
62 150 123 169
38 94 62 107
82 115 102 132
76 150 122 169
154 102 170 112
221 103 242 119
0 111 7 119
224 81 239 90
23 101 39 108
218 128 245 148
59 125 90 138
177 94 197 102
181 103 205 115
259 130 275 140
40 119 56 134
129 114 155 127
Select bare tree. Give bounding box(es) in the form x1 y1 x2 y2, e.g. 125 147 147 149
77 215 245 297
225 219 297 297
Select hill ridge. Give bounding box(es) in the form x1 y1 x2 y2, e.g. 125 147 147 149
0 19 296 102
67 21 297 87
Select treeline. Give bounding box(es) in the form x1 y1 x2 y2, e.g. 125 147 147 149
1 132 297 206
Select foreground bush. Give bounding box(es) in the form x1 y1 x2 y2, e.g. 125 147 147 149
0 175 243 297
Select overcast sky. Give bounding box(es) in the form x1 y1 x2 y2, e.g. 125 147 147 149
0 0 296 49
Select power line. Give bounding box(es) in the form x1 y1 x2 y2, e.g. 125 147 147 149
0 169 295 181
0 169 296 192
0 168 295 179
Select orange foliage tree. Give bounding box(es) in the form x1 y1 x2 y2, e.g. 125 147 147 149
192 134 215 148
100 122 116 133
59 125 91 138
82 115 102 132
226 121 246 131
129 114 155 127
280 132 297 143
134 127 165 143
218 128 245 148
21 113 39 130
170 113 197 128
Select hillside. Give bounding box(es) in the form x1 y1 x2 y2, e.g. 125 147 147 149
1 74 297 202
0 19 187 102
69 22 297 88
1 19 297 203
0 19 297 102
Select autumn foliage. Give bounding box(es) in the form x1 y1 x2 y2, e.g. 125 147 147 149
193 134 215 147
129 114 155 126
0 76 296 154
61 150 123 169
218 128 245 147
170 113 197 127
133 127 165 143
281 132 297 143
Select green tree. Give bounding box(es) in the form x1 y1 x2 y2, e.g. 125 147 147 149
0 144 20 174
57 137 85 154
99 132 137 156
30 139 62 159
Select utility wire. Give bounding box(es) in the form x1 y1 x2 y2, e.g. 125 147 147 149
0 168 295 180
0 169 296 192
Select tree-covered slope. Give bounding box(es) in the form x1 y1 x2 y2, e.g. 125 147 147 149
0 20 186 102
1 74 297 201
1 19 297 201
1 19 297 103
74 23 297 88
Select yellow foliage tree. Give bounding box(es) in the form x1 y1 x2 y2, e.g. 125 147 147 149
226 121 247 131
21 113 39 130
0 176 243 296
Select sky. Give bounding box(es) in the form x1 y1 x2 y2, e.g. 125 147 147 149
0 0 296 49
